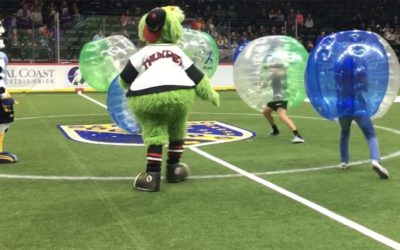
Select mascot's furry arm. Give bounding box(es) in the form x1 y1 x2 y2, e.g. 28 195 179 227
194 75 219 107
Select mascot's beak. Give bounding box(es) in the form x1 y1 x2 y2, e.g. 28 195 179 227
143 7 166 43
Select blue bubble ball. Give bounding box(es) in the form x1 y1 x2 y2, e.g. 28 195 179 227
233 41 249 63
107 77 141 134
306 30 400 121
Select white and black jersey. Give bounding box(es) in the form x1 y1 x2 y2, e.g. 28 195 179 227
0 53 8 96
120 44 204 97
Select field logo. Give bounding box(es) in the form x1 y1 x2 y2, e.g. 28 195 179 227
58 121 255 146
67 66 85 85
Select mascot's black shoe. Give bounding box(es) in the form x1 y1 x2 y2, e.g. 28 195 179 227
133 172 161 192
0 152 18 163
166 162 189 183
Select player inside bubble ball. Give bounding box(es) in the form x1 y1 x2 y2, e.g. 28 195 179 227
335 56 389 179
259 57 304 144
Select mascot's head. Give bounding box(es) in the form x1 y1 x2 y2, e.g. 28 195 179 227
138 6 185 44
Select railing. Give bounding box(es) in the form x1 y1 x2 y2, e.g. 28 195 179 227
2 14 288 63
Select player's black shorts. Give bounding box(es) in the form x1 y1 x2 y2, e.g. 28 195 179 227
267 100 288 111
0 100 14 124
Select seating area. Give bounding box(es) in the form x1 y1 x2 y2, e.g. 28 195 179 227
0 0 399 62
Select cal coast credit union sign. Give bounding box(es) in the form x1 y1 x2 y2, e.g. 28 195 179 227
7 63 89 91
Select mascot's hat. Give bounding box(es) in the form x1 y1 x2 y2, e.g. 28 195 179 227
144 8 166 43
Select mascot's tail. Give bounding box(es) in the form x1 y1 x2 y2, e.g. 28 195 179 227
195 75 220 107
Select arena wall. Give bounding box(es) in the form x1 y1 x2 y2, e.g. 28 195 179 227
6 63 400 103
7 63 235 92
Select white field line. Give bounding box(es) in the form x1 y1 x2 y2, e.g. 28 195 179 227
1 148 400 181
77 91 107 109
8 93 400 181
2 93 400 248
16 113 107 121
189 146 400 250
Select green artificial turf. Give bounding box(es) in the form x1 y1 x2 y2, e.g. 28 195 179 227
0 91 399 249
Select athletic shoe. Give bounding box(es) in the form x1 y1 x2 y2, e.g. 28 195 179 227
340 162 349 169
0 152 17 163
291 135 305 144
166 162 189 183
133 172 161 192
371 161 389 179
268 131 280 136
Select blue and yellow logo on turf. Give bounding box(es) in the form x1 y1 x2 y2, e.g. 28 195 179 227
58 121 255 146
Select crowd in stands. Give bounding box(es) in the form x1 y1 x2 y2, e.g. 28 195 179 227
0 0 399 61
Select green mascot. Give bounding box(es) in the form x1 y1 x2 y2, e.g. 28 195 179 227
119 6 220 192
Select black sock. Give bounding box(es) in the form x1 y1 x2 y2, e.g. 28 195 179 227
167 140 184 165
146 145 163 173
272 124 279 133
293 130 301 137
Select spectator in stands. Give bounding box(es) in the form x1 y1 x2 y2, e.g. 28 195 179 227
269 8 279 21
382 23 391 34
352 12 363 29
8 28 23 60
384 28 395 43
120 10 131 27
41 24 53 40
280 26 286 35
92 29 104 41
44 1 57 18
246 25 256 40
214 4 226 18
8 28 21 47
216 35 228 49
316 31 326 45
121 28 129 39
60 7 73 29
259 25 267 36
226 5 237 19
202 5 213 19
205 17 218 37
295 10 304 26
394 30 400 44
6 14 18 31
304 14 314 28
44 8 58 30
287 9 296 27
37 26 52 59
191 16 203 31
20 28 35 46
16 3 32 28
20 0 32 7
306 40 314 52
31 4 43 27
72 0 81 24
276 10 285 22
60 0 68 9
369 21 379 33
258 7 268 19
132 6 142 21
230 37 238 50
271 26 278 35
38 25 50 41
110 0 122 11
392 15 399 27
